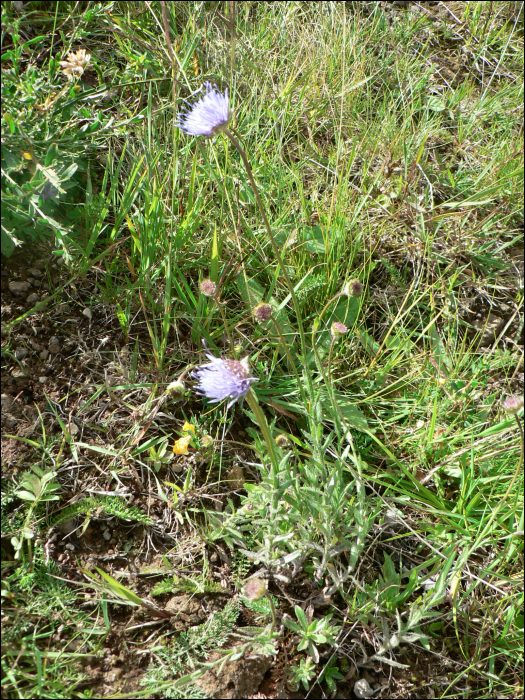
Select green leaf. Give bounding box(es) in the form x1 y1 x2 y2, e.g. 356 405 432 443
294 605 308 630
1 227 18 257
95 568 144 606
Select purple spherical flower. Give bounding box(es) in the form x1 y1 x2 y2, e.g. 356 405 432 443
331 321 349 338
502 395 524 414
193 353 258 408
176 82 231 137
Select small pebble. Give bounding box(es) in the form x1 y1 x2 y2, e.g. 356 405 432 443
39 349 49 360
8 280 30 296
26 293 40 305
65 543 75 551
354 679 374 699
15 347 28 360
28 268 44 278
103 530 112 541
39 376 48 384
1 394 13 411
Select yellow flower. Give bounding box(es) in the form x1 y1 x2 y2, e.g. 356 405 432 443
173 434 192 455
182 421 195 434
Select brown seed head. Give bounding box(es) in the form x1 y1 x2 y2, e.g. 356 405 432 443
253 303 273 322
242 577 267 601
275 434 291 449
342 279 363 297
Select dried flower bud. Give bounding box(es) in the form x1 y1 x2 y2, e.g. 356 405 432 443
275 434 291 449
201 434 214 449
199 278 217 297
501 395 524 414
253 303 273 322
342 279 363 297
331 321 348 338
166 379 186 399
59 49 91 80
242 577 267 602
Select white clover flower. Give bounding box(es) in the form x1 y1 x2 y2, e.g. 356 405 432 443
59 49 91 80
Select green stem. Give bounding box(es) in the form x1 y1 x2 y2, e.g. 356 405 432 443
246 388 278 471
327 337 336 387
224 129 309 381
271 318 308 406
267 592 277 636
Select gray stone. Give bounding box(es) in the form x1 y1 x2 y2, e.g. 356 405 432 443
32 260 47 270
28 268 44 278
194 652 272 699
65 543 75 551
57 518 77 535
39 376 48 384
102 530 112 541
11 368 30 386
26 293 40 305
30 341 43 352
1 394 13 411
8 280 31 296
15 347 28 360
354 679 374 699
39 349 49 360
48 337 60 354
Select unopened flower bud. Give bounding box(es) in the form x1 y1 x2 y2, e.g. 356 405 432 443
242 577 267 601
201 434 214 449
275 434 291 449
166 379 186 399
253 302 273 322
342 279 363 297
199 278 217 297
501 395 524 414
331 321 348 338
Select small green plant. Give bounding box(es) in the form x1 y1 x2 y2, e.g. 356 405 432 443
369 553 420 613
287 656 317 691
319 659 344 693
146 436 174 472
12 466 60 563
282 605 340 664
49 495 153 530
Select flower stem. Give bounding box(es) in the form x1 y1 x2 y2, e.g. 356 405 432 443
271 318 308 406
246 388 278 470
267 592 277 636
223 129 309 378
327 337 336 387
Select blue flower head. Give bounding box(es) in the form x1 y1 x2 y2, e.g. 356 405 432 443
176 82 230 137
193 352 258 408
